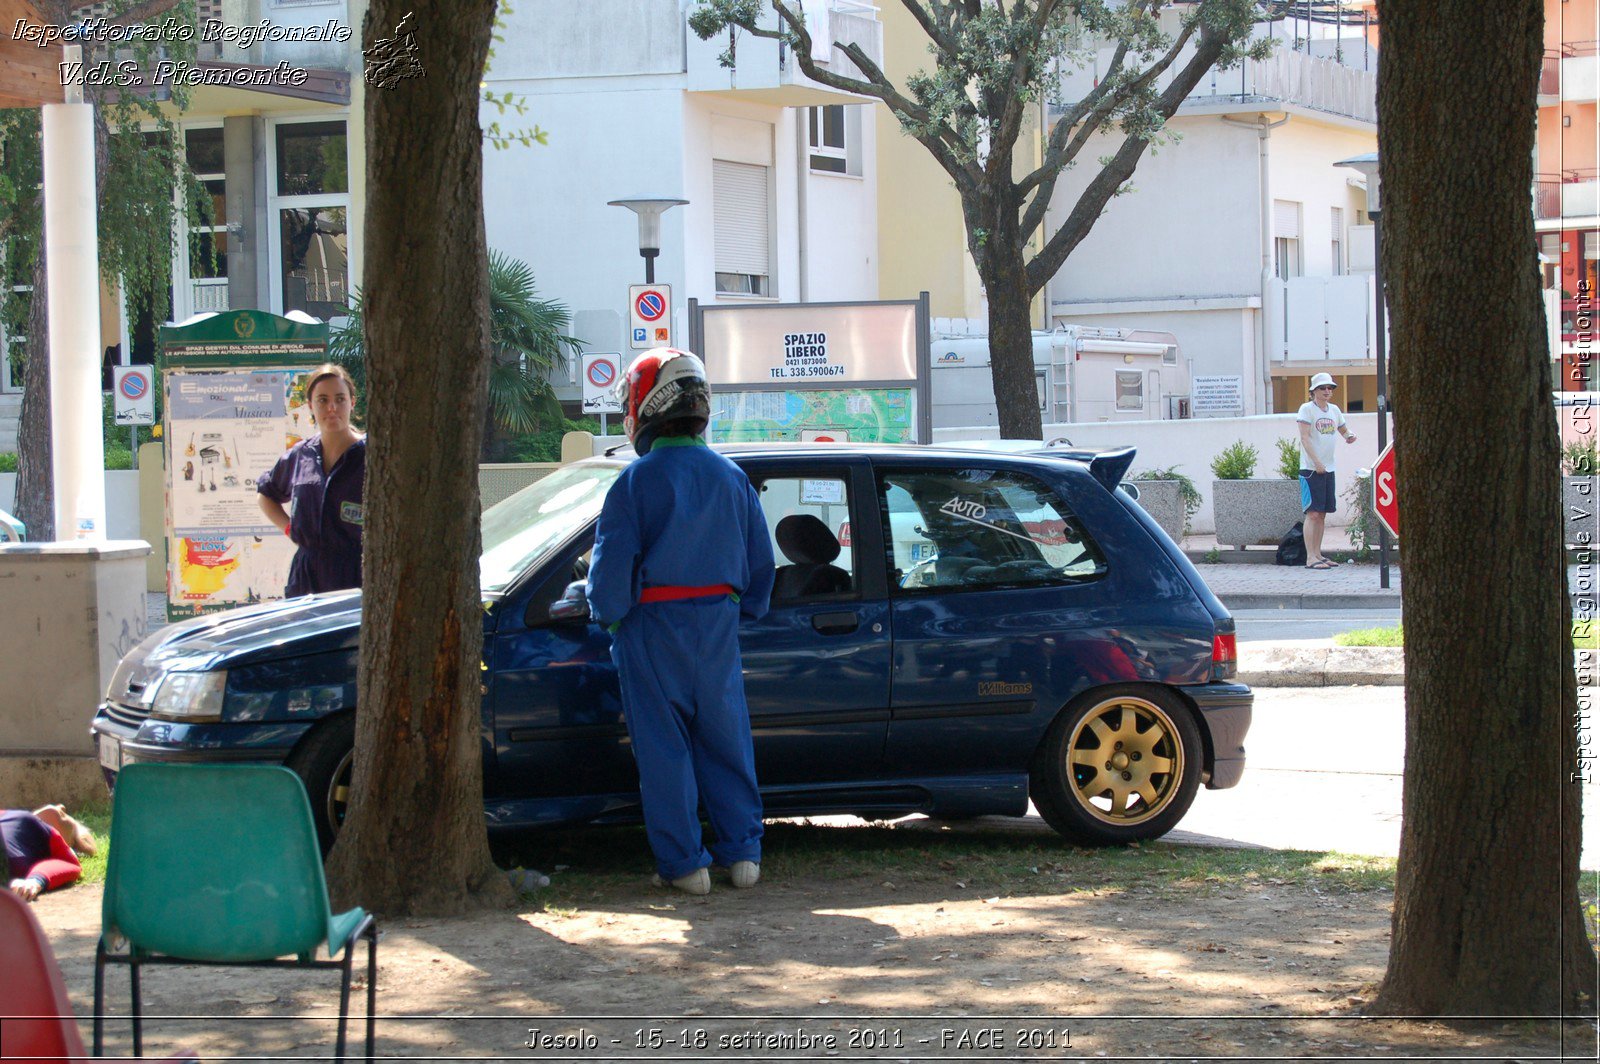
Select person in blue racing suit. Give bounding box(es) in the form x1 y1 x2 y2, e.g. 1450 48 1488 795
587 348 775 895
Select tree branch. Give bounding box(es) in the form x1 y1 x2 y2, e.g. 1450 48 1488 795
1017 11 1202 242
1024 17 1231 291
756 0 983 192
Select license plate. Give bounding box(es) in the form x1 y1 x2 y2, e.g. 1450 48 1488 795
98 734 121 771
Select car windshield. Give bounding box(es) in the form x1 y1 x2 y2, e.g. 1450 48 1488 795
480 463 620 593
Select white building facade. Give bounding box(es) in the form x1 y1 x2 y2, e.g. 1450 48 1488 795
484 0 883 404
1043 10 1382 419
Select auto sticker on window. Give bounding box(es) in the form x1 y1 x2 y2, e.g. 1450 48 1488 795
935 496 1038 545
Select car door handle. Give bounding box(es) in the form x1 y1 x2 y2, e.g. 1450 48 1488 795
811 610 859 635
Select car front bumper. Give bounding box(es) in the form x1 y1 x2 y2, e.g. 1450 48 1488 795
1181 681 1252 789
90 708 312 787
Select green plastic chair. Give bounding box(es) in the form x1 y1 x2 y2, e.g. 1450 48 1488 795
94 763 377 1060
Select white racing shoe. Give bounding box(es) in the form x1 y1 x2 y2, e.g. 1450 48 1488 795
653 867 711 896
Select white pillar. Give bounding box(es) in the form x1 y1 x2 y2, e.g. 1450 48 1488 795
42 87 106 541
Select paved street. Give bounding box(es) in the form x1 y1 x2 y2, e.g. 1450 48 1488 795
1234 607 1402 642
1182 686 1599 869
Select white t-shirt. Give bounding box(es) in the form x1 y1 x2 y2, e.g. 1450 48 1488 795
1296 400 1347 471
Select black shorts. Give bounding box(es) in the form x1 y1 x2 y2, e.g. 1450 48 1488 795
1300 470 1337 514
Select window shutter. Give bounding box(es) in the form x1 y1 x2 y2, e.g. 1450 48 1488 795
1273 200 1302 239
714 160 770 277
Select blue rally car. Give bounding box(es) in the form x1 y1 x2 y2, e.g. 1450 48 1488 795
90 443 1250 848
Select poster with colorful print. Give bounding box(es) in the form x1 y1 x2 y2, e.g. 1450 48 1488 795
160 311 326 620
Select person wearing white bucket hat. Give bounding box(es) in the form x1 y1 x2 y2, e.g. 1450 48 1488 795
1296 373 1357 569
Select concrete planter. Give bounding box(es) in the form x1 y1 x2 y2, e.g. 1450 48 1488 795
1213 478 1304 549
1566 475 1599 547
1132 480 1185 541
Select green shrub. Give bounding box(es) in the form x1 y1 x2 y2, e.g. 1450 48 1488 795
1341 472 1379 561
1275 437 1302 479
1564 439 1598 477
1210 441 1258 480
0 452 16 473
507 416 604 463
1132 465 1202 534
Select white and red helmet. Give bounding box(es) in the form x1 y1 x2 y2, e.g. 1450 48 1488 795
614 347 712 452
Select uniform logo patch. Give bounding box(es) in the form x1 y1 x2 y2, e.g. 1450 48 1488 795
340 501 364 526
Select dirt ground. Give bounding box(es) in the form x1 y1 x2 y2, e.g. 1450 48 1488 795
33 830 1595 1064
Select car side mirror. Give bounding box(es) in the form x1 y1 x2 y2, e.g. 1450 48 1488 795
548 581 591 623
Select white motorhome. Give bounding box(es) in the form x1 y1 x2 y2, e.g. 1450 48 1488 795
930 321 1189 429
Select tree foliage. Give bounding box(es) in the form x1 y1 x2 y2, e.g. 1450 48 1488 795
328 250 580 458
690 0 1271 437
3 0 207 538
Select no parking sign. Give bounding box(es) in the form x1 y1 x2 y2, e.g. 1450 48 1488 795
581 352 623 413
628 284 671 350
113 365 155 425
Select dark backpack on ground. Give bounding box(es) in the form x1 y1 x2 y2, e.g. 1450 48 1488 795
1276 522 1307 567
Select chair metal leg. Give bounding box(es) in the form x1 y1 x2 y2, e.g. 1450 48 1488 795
130 958 143 1058
335 947 353 1062
364 926 378 1061
93 940 107 1056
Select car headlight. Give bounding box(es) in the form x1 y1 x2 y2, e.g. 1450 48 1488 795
149 671 228 721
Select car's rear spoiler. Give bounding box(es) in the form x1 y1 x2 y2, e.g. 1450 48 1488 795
1024 444 1137 493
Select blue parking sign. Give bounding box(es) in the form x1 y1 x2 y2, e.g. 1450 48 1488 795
632 327 647 344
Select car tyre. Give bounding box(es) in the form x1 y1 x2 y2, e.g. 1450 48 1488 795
1030 686 1202 845
286 711 355 854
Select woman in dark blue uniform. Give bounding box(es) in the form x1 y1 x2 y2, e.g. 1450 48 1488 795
257 364 366 597
587 349 775 895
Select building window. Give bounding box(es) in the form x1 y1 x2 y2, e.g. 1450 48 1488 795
1330 206 1344 275
184 127 228 315
714 159 771 297
809 105 848 174
269 119 351 321
1273 199 1302 279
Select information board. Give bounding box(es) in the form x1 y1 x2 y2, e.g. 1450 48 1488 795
159 311 327 620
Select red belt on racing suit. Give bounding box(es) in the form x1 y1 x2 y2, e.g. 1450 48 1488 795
638 583 735 604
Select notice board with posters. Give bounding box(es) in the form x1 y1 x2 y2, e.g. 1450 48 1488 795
688 296 932 444
159 310 328 620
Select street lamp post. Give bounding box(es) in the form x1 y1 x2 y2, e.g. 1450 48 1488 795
607 197 689 284
1336 152 1390 589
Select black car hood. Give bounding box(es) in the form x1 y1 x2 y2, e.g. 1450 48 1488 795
106 593 364 709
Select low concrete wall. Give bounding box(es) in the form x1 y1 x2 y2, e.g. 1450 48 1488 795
936 412 1384 535
0 540 151 807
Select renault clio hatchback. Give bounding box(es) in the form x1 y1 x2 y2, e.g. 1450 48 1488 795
91 444 1251 849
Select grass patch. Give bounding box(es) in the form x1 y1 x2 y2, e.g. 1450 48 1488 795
492 820 1398 912
1338 621 1595 649
71 800 112 885
1335 624 1403 647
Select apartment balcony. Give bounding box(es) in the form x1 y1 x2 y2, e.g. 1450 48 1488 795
1539 43 1598 105
1536 170 1600 222
687 0 883 107
1055 43 1376 126
1267 275 1385 363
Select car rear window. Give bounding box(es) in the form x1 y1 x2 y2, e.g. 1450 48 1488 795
879 467 1106 591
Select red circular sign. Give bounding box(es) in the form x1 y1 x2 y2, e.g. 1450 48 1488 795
118 370 150 400
634 291 666 322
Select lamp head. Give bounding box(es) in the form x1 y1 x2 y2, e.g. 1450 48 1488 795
1335 152 1381 213
608 197 690 253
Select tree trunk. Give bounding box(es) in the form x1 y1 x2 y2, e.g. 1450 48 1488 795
1372 0 1597 1015
984 221 1045 440
14 243 53 541
324 0 512 916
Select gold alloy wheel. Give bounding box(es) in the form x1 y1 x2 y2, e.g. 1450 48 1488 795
1065 696 1185 825
327 748 354 832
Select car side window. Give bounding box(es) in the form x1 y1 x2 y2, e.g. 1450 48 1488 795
754 475 855 603
879 468 1106 592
